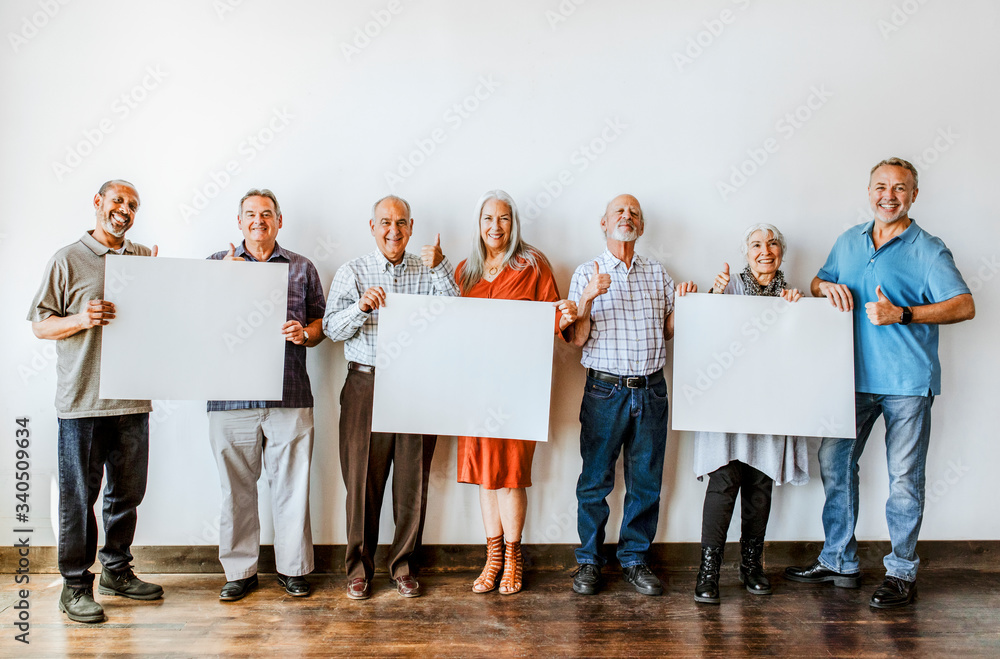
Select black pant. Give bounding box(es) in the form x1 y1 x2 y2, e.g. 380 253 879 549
701 460 773 548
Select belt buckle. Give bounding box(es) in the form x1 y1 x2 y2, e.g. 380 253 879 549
625 376 642 389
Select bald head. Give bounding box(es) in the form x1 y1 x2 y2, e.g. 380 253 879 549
601 194 644 243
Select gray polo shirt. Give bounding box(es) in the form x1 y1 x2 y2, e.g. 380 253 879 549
27 231 153 419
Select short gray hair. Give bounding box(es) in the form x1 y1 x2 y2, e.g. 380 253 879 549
740 223 786 261
98 179 138 199
371 195 411 220
239 188 281 216
870 157 919 189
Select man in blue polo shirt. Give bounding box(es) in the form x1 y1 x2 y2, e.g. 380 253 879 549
784 158 975 608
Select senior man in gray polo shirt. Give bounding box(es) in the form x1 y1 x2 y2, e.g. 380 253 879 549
28 180 162 624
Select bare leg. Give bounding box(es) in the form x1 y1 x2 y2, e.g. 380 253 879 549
479 487 503 537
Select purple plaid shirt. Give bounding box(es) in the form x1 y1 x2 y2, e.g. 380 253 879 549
206 241 326 410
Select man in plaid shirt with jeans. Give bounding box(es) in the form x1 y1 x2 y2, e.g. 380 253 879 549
568 194 696 596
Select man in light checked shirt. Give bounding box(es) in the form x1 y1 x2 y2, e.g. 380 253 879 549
568 194 697 596
323 195 459 600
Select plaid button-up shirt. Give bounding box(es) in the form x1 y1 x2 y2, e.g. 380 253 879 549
569 249 675 377
207 242 326 410
323 250 459 366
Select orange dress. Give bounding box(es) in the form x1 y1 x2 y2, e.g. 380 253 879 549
455 255 564 489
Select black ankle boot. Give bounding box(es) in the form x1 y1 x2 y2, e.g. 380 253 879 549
694 545 723 604
739 538 772 595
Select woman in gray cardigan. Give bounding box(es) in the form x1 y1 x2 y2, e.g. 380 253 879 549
690 223 809 604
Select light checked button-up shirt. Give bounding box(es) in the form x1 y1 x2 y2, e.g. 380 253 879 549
323 250 459 366
569 249 676 377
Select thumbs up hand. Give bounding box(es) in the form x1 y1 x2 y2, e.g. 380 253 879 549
865 285 902 325
582 260 611 304
713 262 731 294
421 232 443 268
223 242 245 262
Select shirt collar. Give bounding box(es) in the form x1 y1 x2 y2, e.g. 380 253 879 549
601 248 645 272
80 230 136 256
373 249 408 272
861 219 920 245
237 240 288 262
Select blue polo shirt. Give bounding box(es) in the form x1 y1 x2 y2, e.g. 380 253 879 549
817 220 969 396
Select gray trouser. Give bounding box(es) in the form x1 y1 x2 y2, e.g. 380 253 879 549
209 408 315 580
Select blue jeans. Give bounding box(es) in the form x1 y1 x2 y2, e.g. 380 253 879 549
575 371 669 568
818 393 933 582
57 414 149 588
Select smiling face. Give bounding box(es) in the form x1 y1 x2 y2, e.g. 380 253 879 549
746 229 783 279
869 165 918 225
601 194 644 243
93 183 139 243
370 197 412 264
480 198 513 257
238 195 282 249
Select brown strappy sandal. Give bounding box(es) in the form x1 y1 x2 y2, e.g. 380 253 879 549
473 535 504 593
499 539 523 595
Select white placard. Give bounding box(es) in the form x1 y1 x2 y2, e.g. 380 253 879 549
371 293 556 441
99 255 288 400
671 293 855 438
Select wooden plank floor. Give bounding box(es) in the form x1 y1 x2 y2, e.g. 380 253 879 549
3 569 999 657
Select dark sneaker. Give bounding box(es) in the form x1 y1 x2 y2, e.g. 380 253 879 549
622 564 663 596
59 585 105 623
99 566 164 600
572 564 602 595
870 576 917 609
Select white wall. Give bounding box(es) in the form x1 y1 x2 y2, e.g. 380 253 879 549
1 0 997 550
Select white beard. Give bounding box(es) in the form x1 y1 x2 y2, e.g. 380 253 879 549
611 226 638 242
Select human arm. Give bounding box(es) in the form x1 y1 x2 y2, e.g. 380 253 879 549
430 256 460 297
31 300 115 340
323 265 376 341
811 276 854 311
570 261 609 347
866 287 974 326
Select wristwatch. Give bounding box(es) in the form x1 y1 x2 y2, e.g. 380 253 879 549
302 329 310 343
900 307 913 325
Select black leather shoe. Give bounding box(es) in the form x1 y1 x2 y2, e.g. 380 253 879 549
277 574 311 597
220 574 258 601
694 546 723 604
622 564 663 596
870 576 917 609
784 561 861 588
99 566 164 600
59 585 105 623
738 538 772 595
572 564 602 595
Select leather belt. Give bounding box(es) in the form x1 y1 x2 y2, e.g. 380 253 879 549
587 368 656 389
348 361 375 374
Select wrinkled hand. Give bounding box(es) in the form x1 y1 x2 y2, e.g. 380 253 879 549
282 320 308 345
421 233 443 269
582 260 611 303
359 286 386 312
866 285 901 325
781 288 802 302
713 262 730 293
554 299 578 330
79 299 115 329
819 281 853 311
223 243 245 262
675 281 697 297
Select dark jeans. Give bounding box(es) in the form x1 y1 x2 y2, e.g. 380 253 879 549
57 413 149 588
700 460 773 548
575 370 669 568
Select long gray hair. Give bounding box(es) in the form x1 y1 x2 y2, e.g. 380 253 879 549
459 189 545 294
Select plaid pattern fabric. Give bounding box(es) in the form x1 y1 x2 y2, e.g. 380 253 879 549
207 242 326 410
569 249 675 377
323 250 459 366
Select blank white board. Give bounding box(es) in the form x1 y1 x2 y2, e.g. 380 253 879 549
99 255 288 400
671 293 855 438
372 293 555 441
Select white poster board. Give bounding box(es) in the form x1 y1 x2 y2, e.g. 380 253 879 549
671 293 855 438
99 255 288 400
371 293 556 441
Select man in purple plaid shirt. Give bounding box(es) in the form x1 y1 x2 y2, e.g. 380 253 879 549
568 194 696 597
206 188 327 602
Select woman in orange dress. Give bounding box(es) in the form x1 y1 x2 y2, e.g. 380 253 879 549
456 189 578 595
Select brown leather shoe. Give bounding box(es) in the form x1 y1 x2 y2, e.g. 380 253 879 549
394 574 422 598
347 577 371 600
